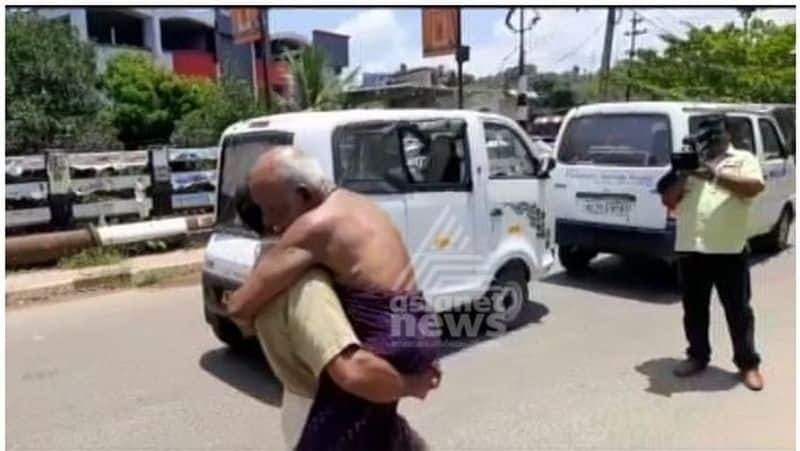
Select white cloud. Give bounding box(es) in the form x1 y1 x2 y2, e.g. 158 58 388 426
334 9 415 74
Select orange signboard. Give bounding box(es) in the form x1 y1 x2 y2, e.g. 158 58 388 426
231 8 262 45
422 8 459 57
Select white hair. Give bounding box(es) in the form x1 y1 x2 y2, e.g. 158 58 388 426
269 146 334 194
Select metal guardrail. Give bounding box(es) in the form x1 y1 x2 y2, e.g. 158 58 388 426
5 147 219 232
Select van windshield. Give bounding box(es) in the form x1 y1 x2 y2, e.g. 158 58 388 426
688 115 755 153
557 114 671 167
216 131 293 234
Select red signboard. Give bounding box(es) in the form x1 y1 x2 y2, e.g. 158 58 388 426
422 8 459 57
172 51 217 80
231 8 262 45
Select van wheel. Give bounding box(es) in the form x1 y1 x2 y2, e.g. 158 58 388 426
488 265 530 331
558 246 597 274
205 306 248 349
765 208 793 252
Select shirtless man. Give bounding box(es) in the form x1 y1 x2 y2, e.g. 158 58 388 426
225 146 439 450
225 145 420 317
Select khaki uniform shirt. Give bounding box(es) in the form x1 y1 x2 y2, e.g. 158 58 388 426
253 268 359 448
675 146 764 254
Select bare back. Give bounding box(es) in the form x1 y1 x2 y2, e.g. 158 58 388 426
310 189 416 292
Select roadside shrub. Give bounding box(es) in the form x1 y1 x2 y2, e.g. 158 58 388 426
58 246 124 269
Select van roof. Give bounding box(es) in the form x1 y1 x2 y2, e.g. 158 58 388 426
569 101 793 117
222 108 507 137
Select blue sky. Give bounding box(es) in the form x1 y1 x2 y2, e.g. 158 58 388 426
260 7 795 80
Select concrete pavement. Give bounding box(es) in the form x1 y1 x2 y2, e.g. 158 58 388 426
6 247 204 306
6 246 795 450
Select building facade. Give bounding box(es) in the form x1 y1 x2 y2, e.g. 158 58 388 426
34 7 349 98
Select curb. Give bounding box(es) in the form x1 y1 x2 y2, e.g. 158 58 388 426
6 260 203 307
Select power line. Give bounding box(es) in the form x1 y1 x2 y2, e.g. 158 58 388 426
496 43 519 73
634 9 680 37
614 9 624 25
550 20 606 66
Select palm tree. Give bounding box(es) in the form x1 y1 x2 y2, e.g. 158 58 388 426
736 7 758 33
283 46 359 111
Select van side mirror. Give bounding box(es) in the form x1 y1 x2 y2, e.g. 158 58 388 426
384 166 410 190
536 156 556 178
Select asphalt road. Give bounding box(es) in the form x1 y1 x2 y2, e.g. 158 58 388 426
7 246 795 450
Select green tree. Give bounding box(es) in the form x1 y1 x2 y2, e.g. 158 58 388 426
613 19 795 103
531 73 578 110
102 53 213 148
171 77 270 147
6 12 120 154
283 46 358 111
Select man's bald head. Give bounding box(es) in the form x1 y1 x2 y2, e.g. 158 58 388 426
246 146 333 235
250 146 329 193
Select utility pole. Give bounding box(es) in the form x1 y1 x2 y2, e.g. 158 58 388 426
455 8 466 109
259 8 272 109
505 8 539 123
599 7 617 100
518 8 525 80
624 11 646 101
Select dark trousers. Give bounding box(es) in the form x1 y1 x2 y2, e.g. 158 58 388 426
679 251 761 370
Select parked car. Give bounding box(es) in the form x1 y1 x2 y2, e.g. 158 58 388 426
550 102 795 273
529 114 565 145
202 109 556 347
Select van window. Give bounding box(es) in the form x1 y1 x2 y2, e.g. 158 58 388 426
400 119 470 187
333 120 470 193
557 114 671 167
771 108 795 154
216 132 293 231
333 123 407 194
689 115 755 154
759 119 784 160
483 122 538 178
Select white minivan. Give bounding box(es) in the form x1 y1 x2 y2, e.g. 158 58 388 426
551 102 795 273
202 109 556 346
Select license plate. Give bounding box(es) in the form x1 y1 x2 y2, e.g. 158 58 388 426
578 197 633 218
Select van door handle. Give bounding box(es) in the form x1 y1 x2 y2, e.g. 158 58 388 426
490 208 503 217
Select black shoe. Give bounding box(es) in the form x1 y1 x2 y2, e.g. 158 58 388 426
673 359 707 378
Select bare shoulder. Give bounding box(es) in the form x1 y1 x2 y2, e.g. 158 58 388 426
336 189 387 217
281 202 337 248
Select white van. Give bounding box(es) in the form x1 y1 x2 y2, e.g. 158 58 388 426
551 102 795 273
202 109 556 346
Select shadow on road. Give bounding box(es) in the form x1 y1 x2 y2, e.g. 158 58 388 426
437 299 550 359
748 245 791 268
199 342 283 407
541 255 681 304
542 246 790 306
635 357 739 397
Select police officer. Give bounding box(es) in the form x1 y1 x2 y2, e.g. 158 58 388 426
659 115 765 391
